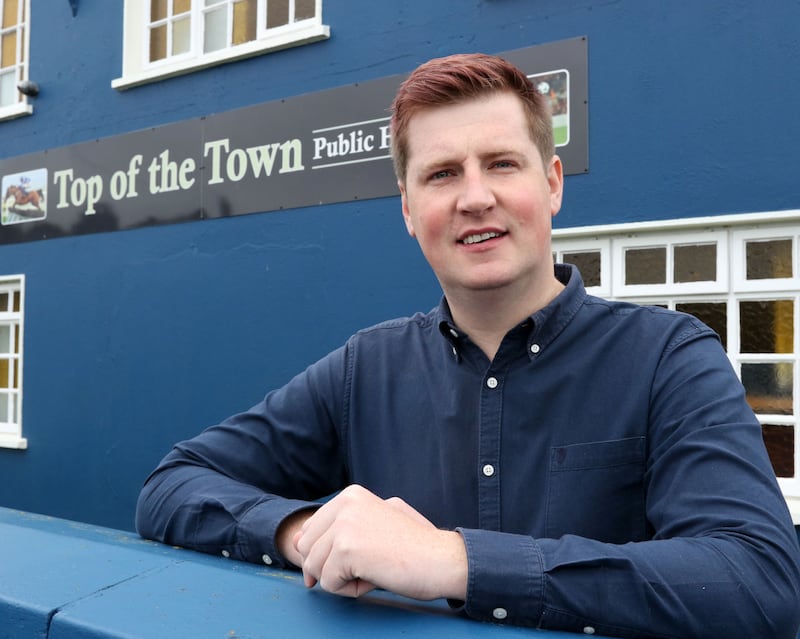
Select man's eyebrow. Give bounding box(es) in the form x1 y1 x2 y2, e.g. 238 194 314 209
417 148 524 169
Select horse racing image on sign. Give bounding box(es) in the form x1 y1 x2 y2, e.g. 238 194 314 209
2 168 48 225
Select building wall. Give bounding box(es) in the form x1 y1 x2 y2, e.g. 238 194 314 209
0 0 798 530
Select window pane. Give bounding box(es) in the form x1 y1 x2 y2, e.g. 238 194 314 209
203 7 227 52
0 70 16 107
173 16 192 54
0 326 9 355
746 239 793 280
233 0 257 45
175 0 193 15
674 243 716 283
267 0 290 28
12 291 20 312
564 251 601 287
150 25 168 61
151 0 168 21
2 32 18 68
295 0 316 21
742 362 793 415
625 247 666 285
740 300 794 354
0 293 7 312
12 359 18 389
0 360 8 389
762 424 795 477
0 392 7 423
676 302 727 350
2 0 18 29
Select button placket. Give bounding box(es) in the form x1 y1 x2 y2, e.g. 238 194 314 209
478 369 503 530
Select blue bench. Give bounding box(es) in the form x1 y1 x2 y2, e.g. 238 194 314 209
0 507 591 638
4 507 796 638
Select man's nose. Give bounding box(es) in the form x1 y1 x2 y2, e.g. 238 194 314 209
457 170 496 215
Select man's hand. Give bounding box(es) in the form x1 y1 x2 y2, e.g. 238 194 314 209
291 485 468 601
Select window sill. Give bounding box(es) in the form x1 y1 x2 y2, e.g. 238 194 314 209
0 102 33 123
112 23 329 91
0 433 27 449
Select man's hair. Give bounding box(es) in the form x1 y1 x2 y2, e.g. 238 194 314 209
389 53 554 183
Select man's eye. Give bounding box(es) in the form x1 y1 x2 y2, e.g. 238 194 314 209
430 170 451 180
493 160 513 168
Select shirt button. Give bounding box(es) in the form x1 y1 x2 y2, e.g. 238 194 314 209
583 627 596 635
530 343 540 354
449 328 459 338
482 464 495 477
221 549 230 558
492 607 508 620
486 376 498 389
262 554 273 565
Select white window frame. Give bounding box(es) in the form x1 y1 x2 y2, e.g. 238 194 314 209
113 0 330 90
553 209 800 523
0 0 33 122
731 227 800 293
553 237 611 297
611 230 729 297
0 274 26 449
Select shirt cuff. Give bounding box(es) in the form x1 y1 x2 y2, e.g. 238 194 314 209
235 498 319 568
457 527 544 626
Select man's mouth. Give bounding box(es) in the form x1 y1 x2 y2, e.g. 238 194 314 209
460 231 504 245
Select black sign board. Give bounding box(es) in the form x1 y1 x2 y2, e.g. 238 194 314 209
0 37 588 244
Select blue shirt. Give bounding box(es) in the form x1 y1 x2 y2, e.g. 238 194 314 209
137 265 800 638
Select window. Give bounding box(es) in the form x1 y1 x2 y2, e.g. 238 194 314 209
0 275 25 449
0 0 31 121
114 0 329 89
553 211 800 522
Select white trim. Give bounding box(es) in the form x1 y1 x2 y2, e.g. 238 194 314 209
552 237 611 296
783 494 800 525
0 274 24 450
730 227 800 293
0 0 32 120
114 1 329 90
553 209 800 239
0 101 32 122
0 433 27 449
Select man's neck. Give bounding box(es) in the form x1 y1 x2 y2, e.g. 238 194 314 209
445 276 565 361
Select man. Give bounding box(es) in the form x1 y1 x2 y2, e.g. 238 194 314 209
136 54 800 637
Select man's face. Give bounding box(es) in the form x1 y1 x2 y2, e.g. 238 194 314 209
399 91 563 298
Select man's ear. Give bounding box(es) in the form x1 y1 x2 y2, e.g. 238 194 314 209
547 155 564 219
399 181 416 238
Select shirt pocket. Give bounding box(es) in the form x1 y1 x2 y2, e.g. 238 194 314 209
546 437 647 543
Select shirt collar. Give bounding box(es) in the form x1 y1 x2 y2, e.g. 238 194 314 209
436 264 587 361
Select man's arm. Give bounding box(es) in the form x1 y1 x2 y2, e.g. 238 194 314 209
135 346 348 567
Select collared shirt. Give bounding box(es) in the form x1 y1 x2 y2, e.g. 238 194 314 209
137 265 800 638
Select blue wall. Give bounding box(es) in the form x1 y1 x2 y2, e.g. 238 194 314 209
1 0 798 530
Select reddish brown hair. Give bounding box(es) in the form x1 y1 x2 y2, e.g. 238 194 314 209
390 53 554 183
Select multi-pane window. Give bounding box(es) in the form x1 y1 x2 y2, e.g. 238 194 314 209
553 214 800 522
115 0 329 89
0 0 31 120
0 276 25 449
